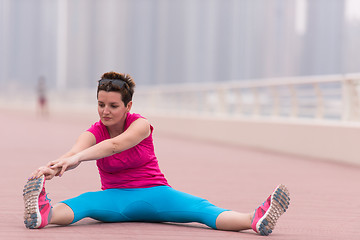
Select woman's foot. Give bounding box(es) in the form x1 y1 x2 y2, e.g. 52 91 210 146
23 175 52 229
251 184 290 236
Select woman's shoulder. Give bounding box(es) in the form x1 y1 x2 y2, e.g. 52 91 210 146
126 112 147 125
128 112 145 120
125 112 153 132
87 120 109 143
88 119 105 130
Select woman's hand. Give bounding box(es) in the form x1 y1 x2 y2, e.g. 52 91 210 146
29 165 60 180
28 155 81 180
48 155 81 177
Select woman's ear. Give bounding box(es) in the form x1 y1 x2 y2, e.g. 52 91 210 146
126 101 133 113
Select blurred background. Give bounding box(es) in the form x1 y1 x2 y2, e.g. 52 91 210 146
0 0 360 120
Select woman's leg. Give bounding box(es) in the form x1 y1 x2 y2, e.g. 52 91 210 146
49 190 252 230
49 203 74 225
153 188 254 231
49 191 253 231
143 184 289 236
215 210 254 231
219 184 289 236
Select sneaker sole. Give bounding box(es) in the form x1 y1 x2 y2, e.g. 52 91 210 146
256 184 290 236
23 175 45 229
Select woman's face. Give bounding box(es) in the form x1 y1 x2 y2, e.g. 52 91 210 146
97 90 132 127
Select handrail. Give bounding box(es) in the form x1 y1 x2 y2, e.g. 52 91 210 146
135 74 360 122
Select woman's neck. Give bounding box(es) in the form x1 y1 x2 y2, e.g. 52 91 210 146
107 120 126 138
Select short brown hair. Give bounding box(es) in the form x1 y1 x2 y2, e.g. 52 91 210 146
97 71 135 106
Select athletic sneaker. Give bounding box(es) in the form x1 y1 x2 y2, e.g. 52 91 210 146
251 184 290 236
23 175 52 229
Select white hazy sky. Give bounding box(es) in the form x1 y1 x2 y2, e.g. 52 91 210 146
295 0 307 34
346 0 360 21
295 0 360 35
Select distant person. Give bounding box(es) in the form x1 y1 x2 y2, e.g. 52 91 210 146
23 71 290 236
36 76 48 116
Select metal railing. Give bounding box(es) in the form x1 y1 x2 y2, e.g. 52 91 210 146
134 74 360 122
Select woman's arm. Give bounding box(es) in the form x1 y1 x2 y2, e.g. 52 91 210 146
31 131 96 179
50 118 151 177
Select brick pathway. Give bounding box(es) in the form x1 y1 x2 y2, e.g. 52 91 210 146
1 109 359 239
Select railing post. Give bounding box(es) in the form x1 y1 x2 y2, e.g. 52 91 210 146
200 90 207 115
270 86 279 117
289 85 298 118
235 88 243 116
342 78 360 121
313 83 324 119
217 87 226 115
252 87 260 116
205 90 216 114
149 89 160 114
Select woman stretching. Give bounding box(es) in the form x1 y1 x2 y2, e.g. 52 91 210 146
23 71 290 236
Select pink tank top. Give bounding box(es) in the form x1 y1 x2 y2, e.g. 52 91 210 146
87 112 170 190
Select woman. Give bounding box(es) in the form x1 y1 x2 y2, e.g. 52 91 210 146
23 71 290 236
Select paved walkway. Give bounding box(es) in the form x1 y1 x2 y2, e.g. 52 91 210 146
1 109 359 240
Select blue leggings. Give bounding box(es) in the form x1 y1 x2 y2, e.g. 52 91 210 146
61 186 228 229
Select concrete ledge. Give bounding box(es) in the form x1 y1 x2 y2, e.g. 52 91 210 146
147 114 360 166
